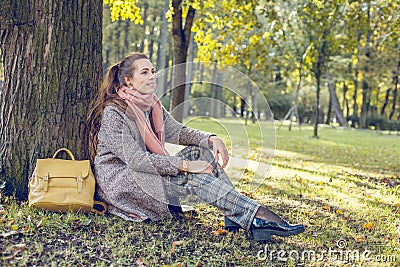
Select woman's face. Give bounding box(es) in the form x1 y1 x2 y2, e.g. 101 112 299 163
126 58 155 94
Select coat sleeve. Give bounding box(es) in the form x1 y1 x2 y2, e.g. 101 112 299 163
162 107 215 148
97 106 182 176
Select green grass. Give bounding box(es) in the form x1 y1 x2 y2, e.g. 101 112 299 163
1 120 399 266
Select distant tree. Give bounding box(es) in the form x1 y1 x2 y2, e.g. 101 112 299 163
0 0 102 199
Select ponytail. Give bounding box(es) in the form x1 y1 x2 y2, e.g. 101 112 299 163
87 63 127 162
107 64 120 93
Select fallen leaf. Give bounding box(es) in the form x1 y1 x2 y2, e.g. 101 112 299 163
354 235 366 242
7 219 15 226
11 225 18 231
363 222 375 230
219 221 225 227
213 229 227 236
0 210 6 215
322 205 331 211
336 209 344 215
239 191 253 197
171 240 185 254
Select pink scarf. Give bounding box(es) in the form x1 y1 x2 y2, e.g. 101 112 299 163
117 87 169 155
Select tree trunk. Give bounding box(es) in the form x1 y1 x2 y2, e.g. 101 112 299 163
360 5 372 129
170 0 195 122
325 88 332 125
157 0 170 97
328 82 348 127
0 0 102 199
139 2 149 53
123 20 131 58
351 33 362 128
289 54 304 131
389 60 399 120
381 88 391 115
210 63 218 117
314 73 321 138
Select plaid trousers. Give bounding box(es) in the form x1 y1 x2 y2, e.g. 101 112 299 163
165 145 260 230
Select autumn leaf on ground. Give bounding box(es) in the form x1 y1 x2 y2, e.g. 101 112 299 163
219 221 224 227
171 240 185 254
265 185 273 190
239 191 253 197
213 229 227 236
336 209 344 215
354 235 367 242
322 205 331 211
303 211 311 216
363 222 375 230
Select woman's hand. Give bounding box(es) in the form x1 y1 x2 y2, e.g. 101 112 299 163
180 160 214 174
209 136 229 168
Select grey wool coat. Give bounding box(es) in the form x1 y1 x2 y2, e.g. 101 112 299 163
94 105 212 221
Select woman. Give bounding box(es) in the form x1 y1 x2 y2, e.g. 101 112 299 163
88 52 304 241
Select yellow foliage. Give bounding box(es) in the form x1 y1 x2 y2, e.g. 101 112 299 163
104 0 143 24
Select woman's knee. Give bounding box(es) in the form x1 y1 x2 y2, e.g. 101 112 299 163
177 145 214 162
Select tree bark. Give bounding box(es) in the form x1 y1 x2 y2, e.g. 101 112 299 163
314 73 321 138
139 2 149 53
328 82 348 127
325 88 332 125
351 33 362 128
360 5 372 129
389 60 399 120
0 0 102 199
170 0 195 122
381 88 391 115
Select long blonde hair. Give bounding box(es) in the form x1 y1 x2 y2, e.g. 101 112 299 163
87 52 149 161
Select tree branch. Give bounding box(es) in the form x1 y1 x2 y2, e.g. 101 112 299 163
171 0 183 48
183 5 196 46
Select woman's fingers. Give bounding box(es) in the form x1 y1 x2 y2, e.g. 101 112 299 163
210 137 229 168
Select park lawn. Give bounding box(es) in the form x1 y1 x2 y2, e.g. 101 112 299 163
1 120 399 266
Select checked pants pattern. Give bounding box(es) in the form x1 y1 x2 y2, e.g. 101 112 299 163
164 145 260 230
